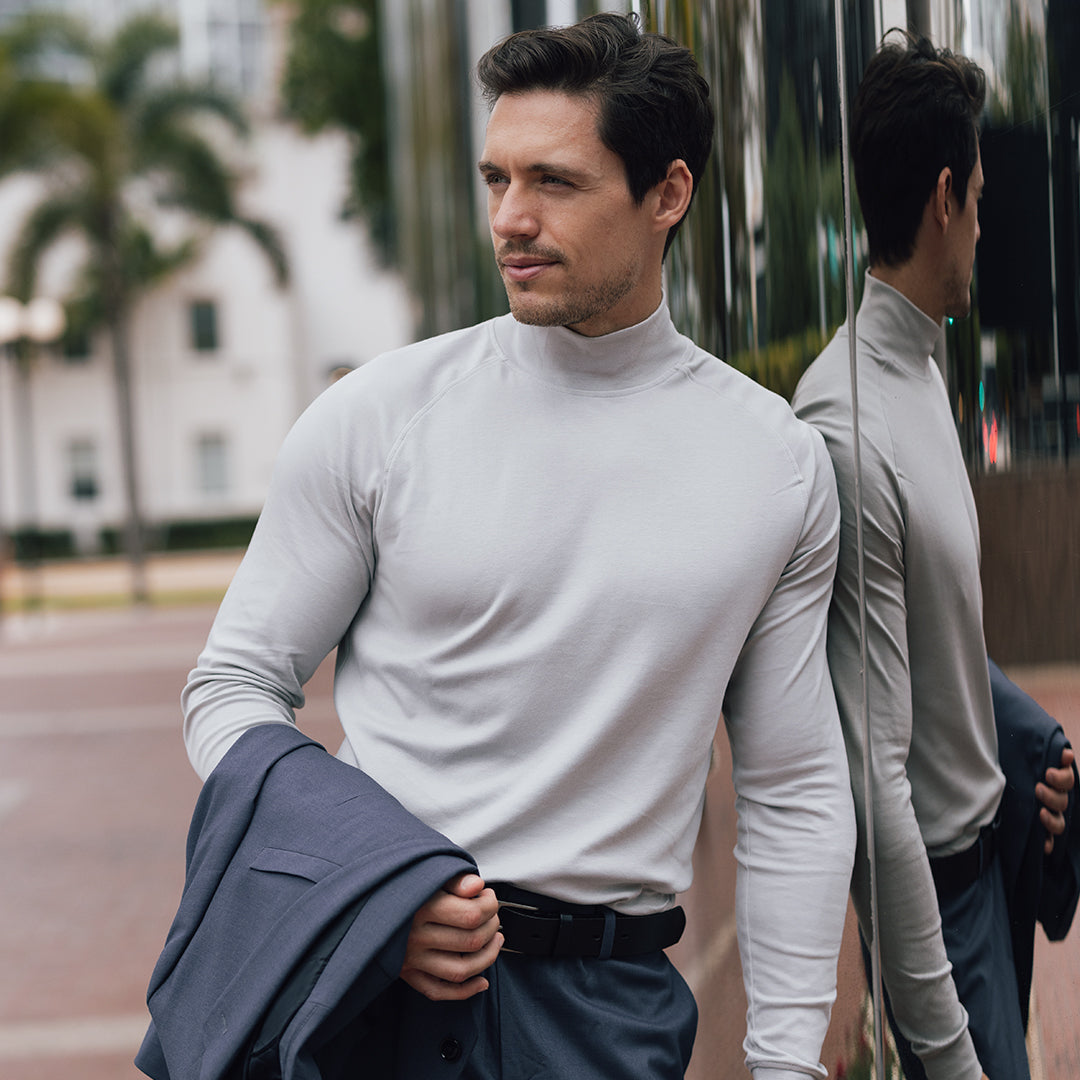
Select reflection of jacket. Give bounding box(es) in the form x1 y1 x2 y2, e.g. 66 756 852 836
990 659 1080 1030
135 723 476 1080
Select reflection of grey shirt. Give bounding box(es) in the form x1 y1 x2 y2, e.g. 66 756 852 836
184 300 856 1080
793 274 1004 1080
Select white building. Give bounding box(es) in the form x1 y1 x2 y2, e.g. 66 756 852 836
0 0 413 554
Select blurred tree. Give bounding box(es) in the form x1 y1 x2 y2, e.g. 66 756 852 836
987 3 1047 129
277 0 394 264
764 68 816 341
0 12 288 603
972 2 1053 462
644 0 757 361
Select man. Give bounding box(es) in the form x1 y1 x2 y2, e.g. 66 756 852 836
792 32 1076 1080
182 14 854 1079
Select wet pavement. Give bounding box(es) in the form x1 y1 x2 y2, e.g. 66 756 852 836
0 553 1076 1078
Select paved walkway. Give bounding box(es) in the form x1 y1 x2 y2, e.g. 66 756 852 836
0 550 244 611
1 551 1077 1077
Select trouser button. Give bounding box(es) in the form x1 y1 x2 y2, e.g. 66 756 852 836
439 1036 463 1063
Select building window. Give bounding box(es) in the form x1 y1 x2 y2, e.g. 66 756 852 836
190 300 219 352
196 433 229 496
67 438 99 501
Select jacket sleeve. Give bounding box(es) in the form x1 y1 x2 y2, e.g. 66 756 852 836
991 658 1080 1031
137 724 477 1080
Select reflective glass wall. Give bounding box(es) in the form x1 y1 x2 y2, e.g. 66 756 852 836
381 0 1078 1073
383 0 1078 479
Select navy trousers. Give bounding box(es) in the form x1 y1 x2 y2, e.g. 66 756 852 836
866 851 1030 1080
384 949 698 1079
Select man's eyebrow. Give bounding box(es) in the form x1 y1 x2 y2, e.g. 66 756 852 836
477 159 592 182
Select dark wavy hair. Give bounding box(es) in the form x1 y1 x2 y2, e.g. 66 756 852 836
852 31 986 267
476 12 714 254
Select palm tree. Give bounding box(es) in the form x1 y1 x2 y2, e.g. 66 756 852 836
1 13 288 603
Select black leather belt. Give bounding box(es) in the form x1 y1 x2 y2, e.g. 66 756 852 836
929 818 999 895
493 883 685 960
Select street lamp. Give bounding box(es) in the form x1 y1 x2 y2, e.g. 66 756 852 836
22 297 66 342
0 295 67 617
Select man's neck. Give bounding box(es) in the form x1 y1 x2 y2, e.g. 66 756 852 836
869 260 944 326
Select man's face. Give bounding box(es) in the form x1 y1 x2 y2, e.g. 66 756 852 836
479 90 664 337
943 145 983 320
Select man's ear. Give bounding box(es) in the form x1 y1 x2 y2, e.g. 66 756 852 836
653 159 694 233
933 166 954 231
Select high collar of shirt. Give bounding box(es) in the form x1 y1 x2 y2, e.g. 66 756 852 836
856 271 944 379
493 298 691 392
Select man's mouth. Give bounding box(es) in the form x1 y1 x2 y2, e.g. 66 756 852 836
498 252 561 283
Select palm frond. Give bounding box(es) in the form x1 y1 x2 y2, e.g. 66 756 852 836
6 191 92 299
0 79 84 178
62 290 104 343
132 83 250 143
141 126 237 220
2 12 95 74
235 217 289 288
48 224 199 345
118 223 200 289
40 87 119 176
99 14 178 106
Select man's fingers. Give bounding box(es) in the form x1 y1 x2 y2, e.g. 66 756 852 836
400 970 491 1002
417 883 499 932
1045 764 1076 795
445 872 488 899
1036 781 1069 818
410 912 502 956
409 929 505 984
400 928 505 1001
399 873 505 1001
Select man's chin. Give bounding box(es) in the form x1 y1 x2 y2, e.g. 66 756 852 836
945 286 973 322
947 302 973 323
506 293 569 327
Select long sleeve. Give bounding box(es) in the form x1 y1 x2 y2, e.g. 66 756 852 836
823 399 977 1077
723 428 857 1080
182 378 382 779
793 304 986 1080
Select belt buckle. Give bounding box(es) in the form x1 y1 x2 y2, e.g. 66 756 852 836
497 900 542 955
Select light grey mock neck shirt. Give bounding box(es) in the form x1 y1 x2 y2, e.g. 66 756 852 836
793 272 1005 1080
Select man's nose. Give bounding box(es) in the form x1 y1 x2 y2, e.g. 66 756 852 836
491 184 540 240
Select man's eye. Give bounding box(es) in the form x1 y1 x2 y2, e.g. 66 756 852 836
483 174 508 187
541 175 571 187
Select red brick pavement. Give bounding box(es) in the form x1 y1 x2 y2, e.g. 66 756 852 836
0 604 345 1080
1005 665 1080 1080
0 565 1076 1079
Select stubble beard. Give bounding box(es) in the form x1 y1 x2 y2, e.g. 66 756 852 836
942 242 977 321
504 263 638 331
943 270 974 321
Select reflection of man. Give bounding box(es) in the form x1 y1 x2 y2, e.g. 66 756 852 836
793 32 1076 1080
180 13 855 1078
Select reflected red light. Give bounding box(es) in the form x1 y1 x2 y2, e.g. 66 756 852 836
983 414 999 465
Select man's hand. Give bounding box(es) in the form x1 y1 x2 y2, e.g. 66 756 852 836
399 872 503 1001
1037 746 1076 855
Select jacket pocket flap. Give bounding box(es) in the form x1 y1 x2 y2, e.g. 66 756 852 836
250 847 341 883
